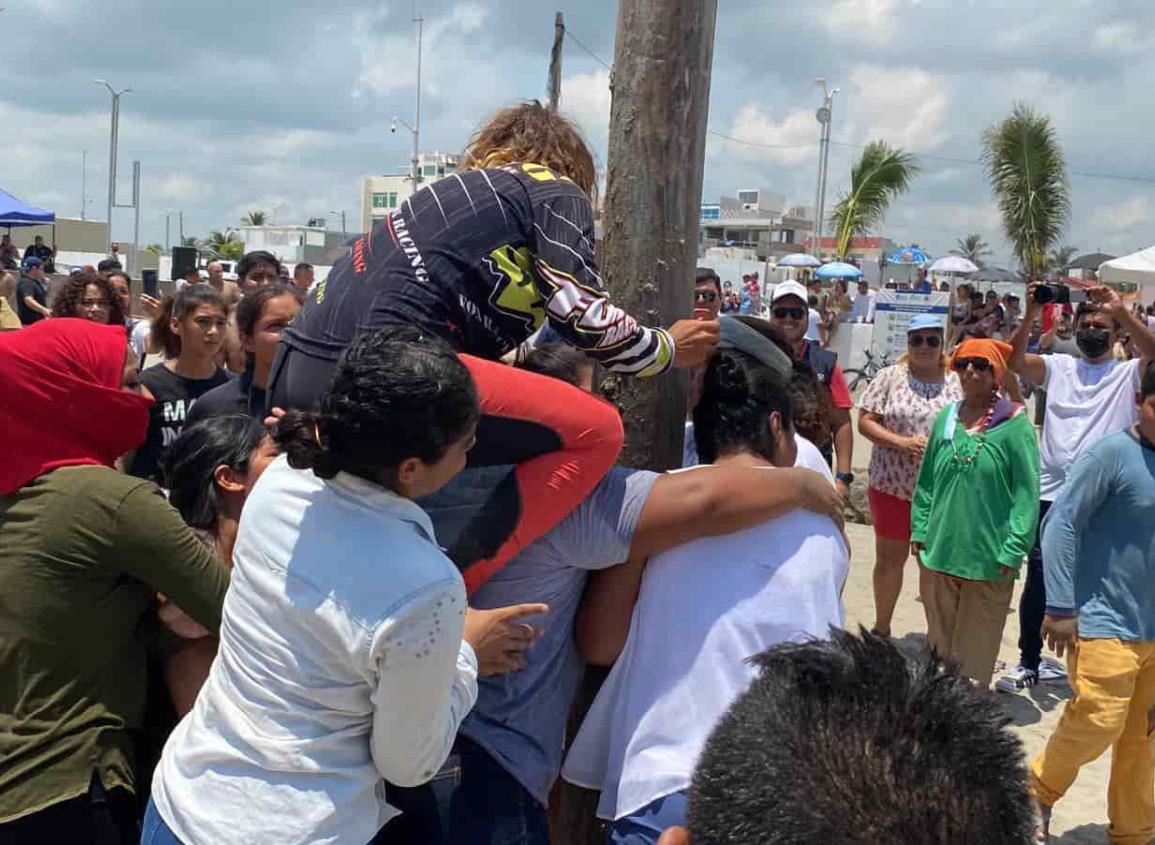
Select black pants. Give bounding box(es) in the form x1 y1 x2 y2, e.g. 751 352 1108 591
0 774 138 845
1017 499 1052 672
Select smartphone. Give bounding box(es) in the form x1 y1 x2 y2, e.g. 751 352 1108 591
142 269 159 298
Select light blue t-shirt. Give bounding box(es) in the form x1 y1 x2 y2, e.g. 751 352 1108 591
1042 429 1155 641
425 467 658 805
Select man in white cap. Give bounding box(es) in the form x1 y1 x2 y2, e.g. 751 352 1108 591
769 280 855 501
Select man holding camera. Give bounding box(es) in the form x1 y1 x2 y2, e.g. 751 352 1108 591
996 284 1155 694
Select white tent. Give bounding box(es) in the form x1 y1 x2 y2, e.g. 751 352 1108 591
1098 245 1155 286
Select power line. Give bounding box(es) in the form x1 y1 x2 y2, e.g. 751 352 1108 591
563 29 611 71
707 129 812 150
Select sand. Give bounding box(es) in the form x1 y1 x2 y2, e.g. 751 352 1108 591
841 521 1112 842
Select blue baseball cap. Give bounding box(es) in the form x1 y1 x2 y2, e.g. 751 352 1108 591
907 313 943 333
22 256 42 269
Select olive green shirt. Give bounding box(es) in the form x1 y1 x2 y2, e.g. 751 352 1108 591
0 466 229 822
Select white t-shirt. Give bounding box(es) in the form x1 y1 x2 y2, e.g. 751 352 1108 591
1040 354 1141 501
851 289 876 322
804 307 822 342
562 447 847 820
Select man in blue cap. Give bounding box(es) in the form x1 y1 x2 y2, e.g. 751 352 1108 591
17 257 51 326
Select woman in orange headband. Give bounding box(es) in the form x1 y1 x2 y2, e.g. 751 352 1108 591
910 338 1040 686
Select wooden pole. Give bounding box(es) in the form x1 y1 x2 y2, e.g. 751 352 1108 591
548 12 564 110
601 0 718 471
552 3 717 843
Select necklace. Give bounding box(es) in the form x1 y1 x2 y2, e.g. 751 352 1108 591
949 396 996 466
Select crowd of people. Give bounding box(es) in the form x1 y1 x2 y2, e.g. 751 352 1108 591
1 98 1153 845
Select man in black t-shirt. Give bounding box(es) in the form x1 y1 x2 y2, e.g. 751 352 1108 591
23 236 55 273
17 259 51 326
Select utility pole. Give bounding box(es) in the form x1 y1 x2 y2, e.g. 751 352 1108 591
81 149 88 220
412 14 424 187
94 79 132 255
547 12 564 110
552 2 717 839
130 160 141 277
179 211 184 244
811 78 838 259
330 210 347 235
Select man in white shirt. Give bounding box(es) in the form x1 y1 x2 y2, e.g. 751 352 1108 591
562 326 849 842
804 294 823 344
996 284 1155 694
850 278 876 322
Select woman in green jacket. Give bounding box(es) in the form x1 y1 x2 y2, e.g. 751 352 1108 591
911 338 1040 687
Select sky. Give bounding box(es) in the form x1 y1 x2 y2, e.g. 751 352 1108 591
4 0 1154 267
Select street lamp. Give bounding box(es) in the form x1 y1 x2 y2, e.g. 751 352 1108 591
391 116 421 189
811 77 839 260
93 79 132 256
329 210 347 236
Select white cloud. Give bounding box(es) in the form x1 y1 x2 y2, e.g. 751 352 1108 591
1090 21 1154 53
559 70 612 157
152 175 209 204
715 104 816 166
843 64 951 151
1092 195 1152 231
825 0 899 46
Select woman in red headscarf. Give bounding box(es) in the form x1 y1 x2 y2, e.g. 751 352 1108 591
0 319 229 842
910 339 1040 688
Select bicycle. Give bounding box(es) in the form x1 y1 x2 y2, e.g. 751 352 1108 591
843 349 892 402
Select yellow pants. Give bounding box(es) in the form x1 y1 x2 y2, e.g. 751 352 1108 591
1029 638 1155 845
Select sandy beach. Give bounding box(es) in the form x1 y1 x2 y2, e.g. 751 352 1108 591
841 520 1111 842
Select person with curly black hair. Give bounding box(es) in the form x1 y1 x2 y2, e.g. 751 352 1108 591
563 317 849 843
145 326 547 845
656 631 1036 845
50 270 127 326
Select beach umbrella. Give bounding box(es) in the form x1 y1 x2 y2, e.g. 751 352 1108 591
816 261 862 280
887 245 931 265
778 253 821 268
930 255 978 274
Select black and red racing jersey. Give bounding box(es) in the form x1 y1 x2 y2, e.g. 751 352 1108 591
282 162 673 376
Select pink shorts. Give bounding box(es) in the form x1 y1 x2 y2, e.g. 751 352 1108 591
868 487 912 542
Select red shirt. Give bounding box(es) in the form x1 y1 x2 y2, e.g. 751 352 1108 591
828 362 853 409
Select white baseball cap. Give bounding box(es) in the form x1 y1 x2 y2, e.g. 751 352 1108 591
770 280 809 304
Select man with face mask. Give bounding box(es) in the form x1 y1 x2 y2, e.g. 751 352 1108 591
996 285 1155 695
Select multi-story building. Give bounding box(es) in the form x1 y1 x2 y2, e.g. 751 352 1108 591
360 152 460 233
238 223 351 268
699 187 814 262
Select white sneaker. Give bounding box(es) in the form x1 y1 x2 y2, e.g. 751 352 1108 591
1038 658 1068 681
995 665 1038 694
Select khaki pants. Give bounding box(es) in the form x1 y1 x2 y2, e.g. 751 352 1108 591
921 567 1014 687
1030 639 1155 845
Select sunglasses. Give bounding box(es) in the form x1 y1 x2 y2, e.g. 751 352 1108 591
952 357 992 372
772 306 806 320
695 290 718 303
908 334 941 349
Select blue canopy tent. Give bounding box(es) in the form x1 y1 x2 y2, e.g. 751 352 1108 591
816 261 862 280
887 245 931 265
0 188 55 228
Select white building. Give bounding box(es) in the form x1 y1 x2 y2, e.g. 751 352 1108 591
700 187 814 261
238 223 350 268
360 151 461 233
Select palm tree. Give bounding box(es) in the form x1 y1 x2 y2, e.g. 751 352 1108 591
180 236 199 248
981 103 1070 279
201 229 244 260
242 210 267 226
951 234 991 267
1047 244 1079 277
828 141 920 260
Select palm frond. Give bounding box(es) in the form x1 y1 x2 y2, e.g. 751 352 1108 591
951 233 991 266
829 141 920 259
981 103 1070 278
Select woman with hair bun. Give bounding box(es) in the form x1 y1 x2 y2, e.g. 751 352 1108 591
563 317 849 842
146 326 546 845
272 101 720 593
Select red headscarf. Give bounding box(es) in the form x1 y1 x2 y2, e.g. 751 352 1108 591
0 318 152 494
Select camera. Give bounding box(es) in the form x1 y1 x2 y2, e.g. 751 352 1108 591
1032 284 1087 305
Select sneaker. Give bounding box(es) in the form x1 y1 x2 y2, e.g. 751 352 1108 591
995 665 1039 694
1038 658 1068 681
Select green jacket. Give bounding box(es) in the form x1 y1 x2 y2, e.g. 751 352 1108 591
911 403 1040 581
0 466 228 822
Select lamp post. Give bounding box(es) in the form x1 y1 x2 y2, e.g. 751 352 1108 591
811 77 838 260
93 79 132 255
329 210 347 235
390 15 424 189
